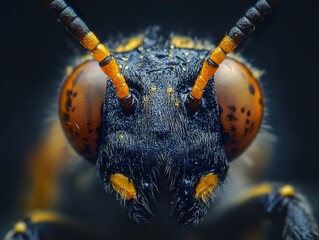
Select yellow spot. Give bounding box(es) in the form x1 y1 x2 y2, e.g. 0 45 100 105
143 96 150 102
119 64 123 69
119 133 124 140
183 51 190 57
167 87 173 94
66 66 73 75
175 100 180 107
124 66 129 70
121 57 128 61
238 184 272 203
137 63 142 67
171 36 196 49
171 36 213 50
13 222 27 233
279 185 295 197
195 173 218 202
151 86 157 92
182 67 186 72
30 212 62 224
114 35 144 53
110 173 137 200
139 55 144 59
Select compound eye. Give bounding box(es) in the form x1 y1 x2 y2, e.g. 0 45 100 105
59 60 106 162
215 58 264 160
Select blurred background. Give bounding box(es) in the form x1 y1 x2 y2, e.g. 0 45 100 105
1 0 318 237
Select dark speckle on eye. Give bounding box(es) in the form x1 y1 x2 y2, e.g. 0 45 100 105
63 113 70 122
241 107 245 113
244 127 249 137
66 98 72 111
226 114 238 121
228 106 236 112
249 123 254 134
66 90 72 97
83 143 93 156
259 98 263 106
247 110 251 117
249 84 255 95
246 119 250 125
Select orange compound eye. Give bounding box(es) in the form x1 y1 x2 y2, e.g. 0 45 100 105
214 58 264 160
59 60 107 162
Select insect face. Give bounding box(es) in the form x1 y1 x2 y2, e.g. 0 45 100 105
96 36 229 224
48 0 275 226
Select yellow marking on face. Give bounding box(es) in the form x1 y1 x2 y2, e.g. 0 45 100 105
195 173 218 202
114 35 144 53
171 36 195 48
119 133 125 140
238 184 272 203
13 222 27 233
167 87 173 94
168 49 173 58
279 185 295 197
175 100 180 107
110 174 137 200
151 86 157 92
143 96 150 102
171 36 214 50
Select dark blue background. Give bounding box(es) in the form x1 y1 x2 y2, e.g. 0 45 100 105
1 0 318 235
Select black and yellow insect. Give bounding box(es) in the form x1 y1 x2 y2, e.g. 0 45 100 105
3 0 319 239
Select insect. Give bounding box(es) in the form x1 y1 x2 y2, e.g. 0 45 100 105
4 0 319 239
